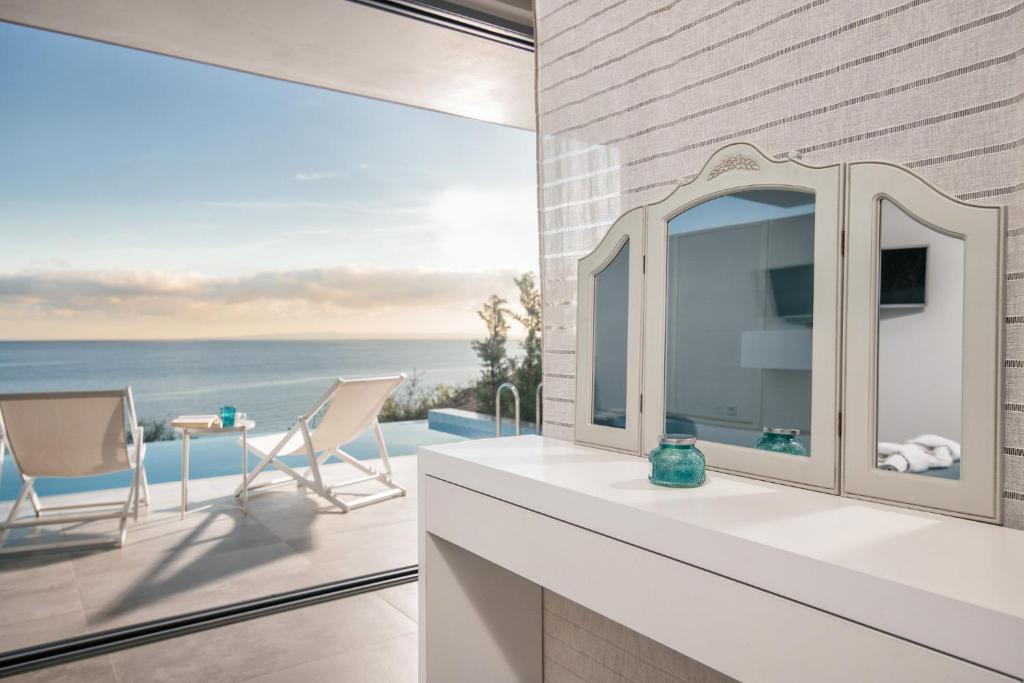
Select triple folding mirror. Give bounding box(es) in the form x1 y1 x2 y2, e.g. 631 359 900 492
576 143 1004 522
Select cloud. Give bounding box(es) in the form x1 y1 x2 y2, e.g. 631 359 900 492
293 170 344 182
28 257 73 269
0 266 521 315
0 266 532 339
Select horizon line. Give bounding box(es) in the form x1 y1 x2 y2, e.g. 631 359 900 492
0 336 474 343
0 335 527 343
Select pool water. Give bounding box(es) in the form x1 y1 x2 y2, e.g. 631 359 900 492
0 419 464 501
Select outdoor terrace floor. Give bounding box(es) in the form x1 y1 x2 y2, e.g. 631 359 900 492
0 456 420 682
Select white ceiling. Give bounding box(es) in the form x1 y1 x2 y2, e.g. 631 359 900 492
0 0 536 130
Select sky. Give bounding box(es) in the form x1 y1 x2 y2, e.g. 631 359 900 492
0 22 538 340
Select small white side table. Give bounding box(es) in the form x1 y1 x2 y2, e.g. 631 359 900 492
173 419 255 520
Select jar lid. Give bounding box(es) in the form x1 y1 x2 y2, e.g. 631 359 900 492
763 427 800 436
659 434 696 445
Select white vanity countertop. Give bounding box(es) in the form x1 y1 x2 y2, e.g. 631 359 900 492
420 435 1024 677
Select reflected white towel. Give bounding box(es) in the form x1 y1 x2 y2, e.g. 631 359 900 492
877 434 960 473
907 434 960 462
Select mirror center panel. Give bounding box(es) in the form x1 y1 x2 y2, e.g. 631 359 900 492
666 190 815 457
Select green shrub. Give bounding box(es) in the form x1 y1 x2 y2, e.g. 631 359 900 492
470 271 543 424
379 371 475 423
138 418 177 442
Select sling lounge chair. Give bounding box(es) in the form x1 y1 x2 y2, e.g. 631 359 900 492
0 388 149 553
235 375 407 512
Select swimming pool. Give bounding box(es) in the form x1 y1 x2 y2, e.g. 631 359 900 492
0 419 465 501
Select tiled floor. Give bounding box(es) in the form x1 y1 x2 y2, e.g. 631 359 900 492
0 456 420 681
6 585 418 682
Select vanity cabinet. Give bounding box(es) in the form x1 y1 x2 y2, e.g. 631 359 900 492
419 437 1024 682
576 142 1005 521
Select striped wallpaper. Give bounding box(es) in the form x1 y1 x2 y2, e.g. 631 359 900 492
534 0 1024 529
543 590 735 683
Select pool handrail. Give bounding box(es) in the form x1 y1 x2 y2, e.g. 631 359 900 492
495 383 521 437
535 382 543 435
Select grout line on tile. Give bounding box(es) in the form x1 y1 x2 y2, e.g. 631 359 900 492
369 590 419 629
68 553 90 632
108 653 123 683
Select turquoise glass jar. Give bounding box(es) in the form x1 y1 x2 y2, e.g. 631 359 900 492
754 428 808 456
648 434 705 488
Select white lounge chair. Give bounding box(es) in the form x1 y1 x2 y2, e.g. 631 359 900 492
235 375 407 512
0 388 149 553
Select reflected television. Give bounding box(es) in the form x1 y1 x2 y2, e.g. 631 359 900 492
768 264 814 319
879 246 928 306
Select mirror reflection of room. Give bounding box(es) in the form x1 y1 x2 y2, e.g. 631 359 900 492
664 190 814 456
876 199 964 480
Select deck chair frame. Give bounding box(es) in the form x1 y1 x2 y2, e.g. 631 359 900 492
0 388 150 554
235 376 406 512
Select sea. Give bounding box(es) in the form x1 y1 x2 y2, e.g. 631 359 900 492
0 339 481 433
0 340 481 499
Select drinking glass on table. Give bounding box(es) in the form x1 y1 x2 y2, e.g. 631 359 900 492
219 405 237 428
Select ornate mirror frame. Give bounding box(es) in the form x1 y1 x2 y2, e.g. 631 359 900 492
642 143 843 492
574 141 1005 520
844 161 1004 522
575 207 645 452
